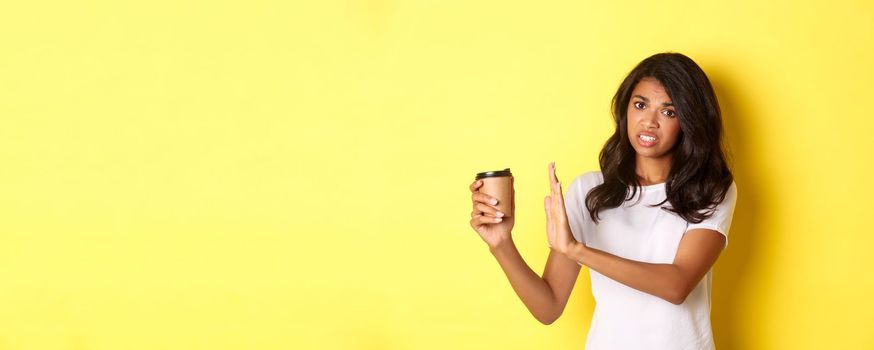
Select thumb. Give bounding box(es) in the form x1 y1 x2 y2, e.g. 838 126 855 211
544 196 551 215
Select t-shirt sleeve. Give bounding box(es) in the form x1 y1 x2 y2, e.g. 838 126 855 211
686 181 738 249
564 174 592 246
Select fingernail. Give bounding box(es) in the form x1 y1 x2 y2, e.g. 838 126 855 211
496 211 504 218
495 217 502 222
490 199 498 205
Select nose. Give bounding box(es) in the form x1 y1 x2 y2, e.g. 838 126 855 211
642 110 659 129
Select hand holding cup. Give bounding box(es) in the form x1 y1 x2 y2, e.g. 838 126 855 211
469 169 515 250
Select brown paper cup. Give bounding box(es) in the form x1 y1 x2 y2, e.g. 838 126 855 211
475 168 513 217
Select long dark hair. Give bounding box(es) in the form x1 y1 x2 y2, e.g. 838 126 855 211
585 52 733 224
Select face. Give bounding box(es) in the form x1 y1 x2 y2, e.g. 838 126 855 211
626 78 682 161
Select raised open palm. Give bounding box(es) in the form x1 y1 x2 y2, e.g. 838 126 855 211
544 162 575 254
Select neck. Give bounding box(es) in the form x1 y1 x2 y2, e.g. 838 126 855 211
635 155 672 185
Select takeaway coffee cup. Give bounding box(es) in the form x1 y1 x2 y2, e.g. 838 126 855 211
475 168 513 218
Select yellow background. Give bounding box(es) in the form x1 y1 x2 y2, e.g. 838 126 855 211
1 1 872 349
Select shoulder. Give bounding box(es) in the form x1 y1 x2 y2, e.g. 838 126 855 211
568 171 605 194
722 180 738 204
698 179 738 215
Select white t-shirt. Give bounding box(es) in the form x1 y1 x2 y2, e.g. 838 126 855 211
564 171 737 350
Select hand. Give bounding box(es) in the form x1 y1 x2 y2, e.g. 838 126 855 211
469 177 515 250
544 162 576 255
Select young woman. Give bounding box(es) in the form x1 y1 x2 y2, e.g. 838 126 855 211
468 52 737 349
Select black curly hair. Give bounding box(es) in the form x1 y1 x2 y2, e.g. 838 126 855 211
586 52 733 224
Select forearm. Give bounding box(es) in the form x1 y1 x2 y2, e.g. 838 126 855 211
489 239 560 324
565 243 689 305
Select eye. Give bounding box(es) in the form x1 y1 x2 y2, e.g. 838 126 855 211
662 109 677 118
633 101 646 110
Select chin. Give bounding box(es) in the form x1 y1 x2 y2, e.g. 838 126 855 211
634 148 671 159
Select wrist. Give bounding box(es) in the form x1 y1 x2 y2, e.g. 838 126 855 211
489 237 516 256
564 241 588 264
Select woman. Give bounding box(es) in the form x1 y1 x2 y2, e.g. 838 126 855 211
468 52 737 349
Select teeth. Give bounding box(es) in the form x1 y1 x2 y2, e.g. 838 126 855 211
639 134 656 142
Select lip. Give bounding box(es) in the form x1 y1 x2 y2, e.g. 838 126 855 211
636 131 659 148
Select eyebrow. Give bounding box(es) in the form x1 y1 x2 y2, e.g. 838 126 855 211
633 94 674 107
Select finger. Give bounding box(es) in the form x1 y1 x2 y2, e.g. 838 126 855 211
472 200 500 214
469 179 483 192
470 216 482 230
473 214 503 225
472 192 498 206
547 162 557 194
551 194 565 214
552 162 560 191
472 201 501 216
550 162 561 195
476 202 504 217
553 163 563 193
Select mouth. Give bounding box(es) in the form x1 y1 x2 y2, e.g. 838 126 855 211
637 132 658 147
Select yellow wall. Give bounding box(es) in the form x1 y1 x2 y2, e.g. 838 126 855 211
1 1 872 349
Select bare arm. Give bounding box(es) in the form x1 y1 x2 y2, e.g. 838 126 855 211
543 163 727 305
565 228 725 305
489 240 581 325
469 178 581 325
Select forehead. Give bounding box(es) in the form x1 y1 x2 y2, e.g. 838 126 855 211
631 78 671 101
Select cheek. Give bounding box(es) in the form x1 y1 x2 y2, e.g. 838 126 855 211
626 111 640 129
626 109 640 123
665 122 682 142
